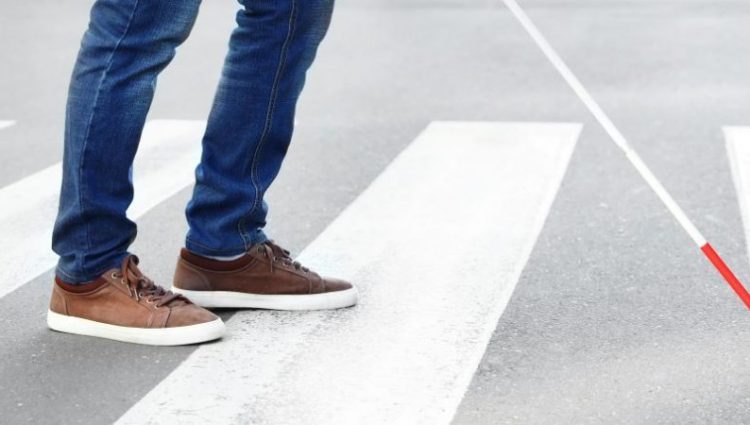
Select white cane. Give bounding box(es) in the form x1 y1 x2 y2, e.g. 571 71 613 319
503 0 750 310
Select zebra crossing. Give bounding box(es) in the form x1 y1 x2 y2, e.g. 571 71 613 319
0 118 584 424
1 119 750 423
1 118 749 423
116 121 581 424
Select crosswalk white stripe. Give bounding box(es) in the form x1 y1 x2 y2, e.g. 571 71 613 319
0 120 205 299
725 126 750 264
0 120 15 130
116 121 582 425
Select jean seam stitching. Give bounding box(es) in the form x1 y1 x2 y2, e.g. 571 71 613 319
75 0 141 278
238 0 298 249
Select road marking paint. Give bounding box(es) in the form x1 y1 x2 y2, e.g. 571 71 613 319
0 120 205 299
726 126 750 265
116 121 582 425
0 120 15 130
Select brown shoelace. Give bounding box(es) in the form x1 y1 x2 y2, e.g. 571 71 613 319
255 241 312 273
114 255 185 307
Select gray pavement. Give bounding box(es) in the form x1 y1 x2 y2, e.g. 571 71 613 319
1 0 750 424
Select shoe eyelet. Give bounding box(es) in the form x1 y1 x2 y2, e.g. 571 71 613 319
110 272 119 279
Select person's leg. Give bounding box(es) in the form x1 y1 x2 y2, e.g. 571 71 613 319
184 0 335 256
49 0 224 346
52 0 201 283
175 0 356 311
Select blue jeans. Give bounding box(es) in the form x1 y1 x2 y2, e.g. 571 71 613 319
52 0 334 283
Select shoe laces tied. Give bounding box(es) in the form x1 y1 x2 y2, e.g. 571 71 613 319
255 241 310 273
116 255 184 307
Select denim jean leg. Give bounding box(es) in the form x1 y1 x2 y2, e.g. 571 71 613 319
185 0 335 257
52 0 201 283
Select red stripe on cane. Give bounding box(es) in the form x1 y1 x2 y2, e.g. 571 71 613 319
701 243 750 310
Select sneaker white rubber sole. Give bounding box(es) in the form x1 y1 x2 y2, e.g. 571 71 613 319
171 286 359 310
46 310 225 346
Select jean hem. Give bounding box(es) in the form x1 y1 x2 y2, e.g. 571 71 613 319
55 253 129 284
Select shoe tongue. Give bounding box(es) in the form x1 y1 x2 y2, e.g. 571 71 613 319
125 257 145 278
123 256 190 307
265 241 289 258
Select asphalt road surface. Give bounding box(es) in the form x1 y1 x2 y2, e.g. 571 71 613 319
2 0 750 424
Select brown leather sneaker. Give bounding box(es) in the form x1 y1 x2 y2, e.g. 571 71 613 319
172 241 358 310
47 255 225 346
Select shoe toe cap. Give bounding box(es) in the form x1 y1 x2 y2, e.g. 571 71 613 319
166 305 220 328
323 277 354 293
